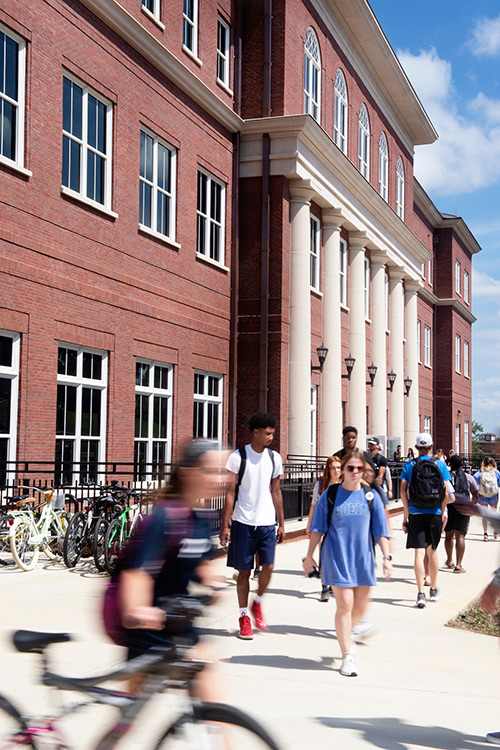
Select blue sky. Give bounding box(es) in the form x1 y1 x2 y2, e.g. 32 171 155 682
369 0 500 435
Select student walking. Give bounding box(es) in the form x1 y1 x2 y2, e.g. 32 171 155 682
400 433 449 608
444 455 478 572
302 449 392 677
306 455 342 601
474 457 500 541
220 413 284 640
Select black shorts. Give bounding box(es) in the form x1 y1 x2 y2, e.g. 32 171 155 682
406 513 442 550
446 504 470 534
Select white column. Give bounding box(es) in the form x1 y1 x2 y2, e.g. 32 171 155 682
320 212 343 454
370 253 387 439
404 281 420 451
348 236 367 447
288 183 314 456
388 267 405 445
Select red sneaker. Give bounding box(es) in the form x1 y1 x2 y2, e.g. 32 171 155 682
238 614 254 640
250 600 269 631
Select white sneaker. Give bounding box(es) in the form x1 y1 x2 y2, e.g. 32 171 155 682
340 654 358 677
486 732 500 745
429 587 441 602
352 620 376 642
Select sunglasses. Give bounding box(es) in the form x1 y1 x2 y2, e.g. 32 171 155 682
345 465 363 473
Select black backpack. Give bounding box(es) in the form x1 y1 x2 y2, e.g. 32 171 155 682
409 457 445 509
234 445 275 504
450 469 469 499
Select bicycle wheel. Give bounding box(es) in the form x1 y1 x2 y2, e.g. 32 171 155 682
0 693 38 749
93 516 109 572
152 702 281 749
44 512 70 560
0 516 12 553
104 518 121 574
63 511 86 568
9 520 39 571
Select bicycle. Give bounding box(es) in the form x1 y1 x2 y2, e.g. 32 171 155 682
103 498 145 574
7 488 75 571
0 595 280 749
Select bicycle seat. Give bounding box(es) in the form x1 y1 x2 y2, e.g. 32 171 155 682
13 630 72 653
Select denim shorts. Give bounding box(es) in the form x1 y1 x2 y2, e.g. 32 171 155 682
227 520 277 570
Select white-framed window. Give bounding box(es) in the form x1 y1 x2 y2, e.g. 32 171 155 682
183 0 198 57
364 256 370 319
193 371 223 446
310 216 320 291
378 132 388 201
427 260 432 285
455 260 461 295
0 24 26 170
139 128 176 241
197 169 225 265
424 416 431 434
134 360 172 482
455 423 460 454
464 420 470 455
417 320 421 363
424 325 431 367
0 332 20 489
455 334 461 373
464 340 469 378
464 270 469 304
217 16 230 87
358 104 370 179
62 73 113 209
310 385 317 458
142 0 159 20
304 27 321 123
334 69 348 155
339 238 347 306
55 344 107 485
385 271 389 329
396 156 405 220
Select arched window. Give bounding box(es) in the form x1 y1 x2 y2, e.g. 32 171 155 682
378 132 388 201
358 104 370 179
334 69 348 154
396 156 405 220
304 28 321 123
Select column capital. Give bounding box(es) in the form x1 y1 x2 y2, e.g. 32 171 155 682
388 265 405 280
289 179 316 203
370 250 387 269
348 231 370 251
404 278 423 294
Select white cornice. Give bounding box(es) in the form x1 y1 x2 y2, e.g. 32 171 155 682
419 287 477 324
414 181 481 256
77 0 242 133
241 115 431 281
310 0 437 151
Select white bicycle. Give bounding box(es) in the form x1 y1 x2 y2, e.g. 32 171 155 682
7 487 74 571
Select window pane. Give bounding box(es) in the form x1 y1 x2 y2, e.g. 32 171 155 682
136 362 150 387
197 171 206 213
55 438 75 486
134 440 147 482
209 221 220 261
140 131 153 182
193 401 204 437
80 440 99 482
197 213 205 255
63 78 82 139
154 365 169 390
81 387 91 435
208 375 219 397
0 336 13 367
194 372 204 395
0 436 8 488
153 396 167 439
207 403 219 439
56 384 66 435
157 191 168 236
0 378 11 434
152 441 167 480
90 388 101 436
157 144 170 191
0 99 16 160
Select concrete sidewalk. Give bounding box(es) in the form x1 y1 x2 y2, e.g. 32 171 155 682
1 515 499 749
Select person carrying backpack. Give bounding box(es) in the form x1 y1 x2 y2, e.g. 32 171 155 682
444 454 478 572
473 456 500 541
400 433 450 608
302 449 392 678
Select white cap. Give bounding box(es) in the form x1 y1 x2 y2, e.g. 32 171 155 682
415 433 433 448
367 437 379 446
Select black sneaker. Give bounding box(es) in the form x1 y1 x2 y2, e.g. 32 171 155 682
429 587 441 601
416 592 427 608
252 568 261 580
320 585 330 602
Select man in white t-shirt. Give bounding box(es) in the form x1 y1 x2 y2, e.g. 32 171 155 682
220 413 284 640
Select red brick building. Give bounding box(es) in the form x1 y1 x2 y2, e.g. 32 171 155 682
0 0 479 486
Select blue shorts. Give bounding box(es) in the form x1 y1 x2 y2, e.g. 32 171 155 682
478 495 498 507
227 521 277 570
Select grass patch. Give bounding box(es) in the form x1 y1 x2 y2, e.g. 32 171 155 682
446 600 500 637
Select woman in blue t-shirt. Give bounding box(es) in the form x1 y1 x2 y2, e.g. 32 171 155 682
302 449 392 678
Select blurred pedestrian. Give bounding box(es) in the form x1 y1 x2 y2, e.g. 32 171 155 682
474 457 500 541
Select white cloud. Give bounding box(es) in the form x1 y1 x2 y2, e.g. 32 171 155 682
397 48 500 196
472 269 500 301
468 15 500 57
469 93 500 124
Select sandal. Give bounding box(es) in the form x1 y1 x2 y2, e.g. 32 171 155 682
453 566 466 573
484 533 489 542
445 560 454 569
